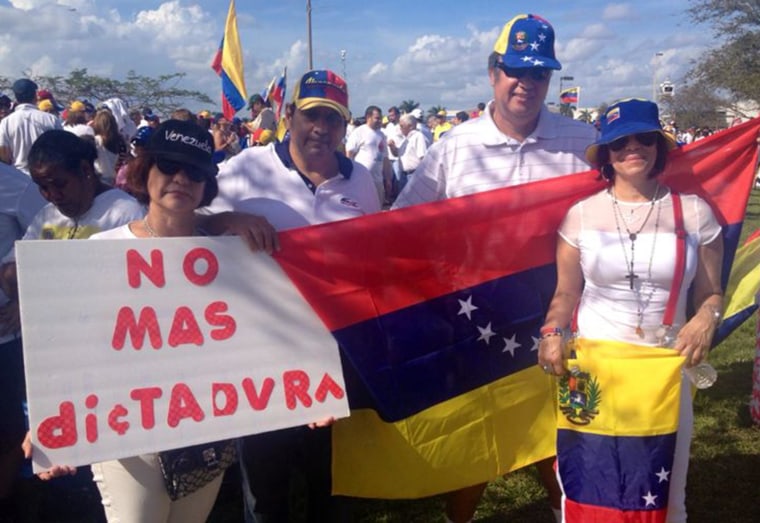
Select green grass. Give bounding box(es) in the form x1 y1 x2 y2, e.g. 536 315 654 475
352 190 760 522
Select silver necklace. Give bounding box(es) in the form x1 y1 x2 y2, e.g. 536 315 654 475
143 217 158 237
611 186 662 338
142 217 198 237
611 185 659 290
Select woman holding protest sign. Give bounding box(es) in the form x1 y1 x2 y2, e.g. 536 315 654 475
537 99 723 522
87 119 233 523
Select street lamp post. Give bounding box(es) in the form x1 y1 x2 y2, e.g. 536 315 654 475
306 0 313 70
652 52 664 102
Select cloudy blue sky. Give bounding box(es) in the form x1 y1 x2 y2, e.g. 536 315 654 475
0 0 710 115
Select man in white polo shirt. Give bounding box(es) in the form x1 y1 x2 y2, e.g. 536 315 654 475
393 13 598 523
200 69 379 523
0 79 62 174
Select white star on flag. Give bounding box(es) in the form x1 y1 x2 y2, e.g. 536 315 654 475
529 41 540 51
642 491 658 507
532 59 544 66
477 322 496 344
522 56 534 62
457 295 478 320
655 467 671 483
538 33 547 42
502 334 521 356
530 335 540 352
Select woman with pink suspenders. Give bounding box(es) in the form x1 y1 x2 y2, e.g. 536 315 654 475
538 98 724 522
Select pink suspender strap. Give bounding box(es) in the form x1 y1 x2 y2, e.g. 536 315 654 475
663 192 686 327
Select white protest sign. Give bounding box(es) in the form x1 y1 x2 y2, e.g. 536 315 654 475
16 236 348 471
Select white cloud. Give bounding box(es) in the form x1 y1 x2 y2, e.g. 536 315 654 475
603 3 636 21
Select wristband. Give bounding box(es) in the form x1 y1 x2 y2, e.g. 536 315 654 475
540 326 563 337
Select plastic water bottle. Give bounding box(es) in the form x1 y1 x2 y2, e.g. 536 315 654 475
683 362 718 389
657 325 717 389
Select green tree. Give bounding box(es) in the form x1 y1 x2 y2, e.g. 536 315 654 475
0 68 213 115
559 103 575 119
399 100 419 114
686 0 760 105
576 108 594 124
428 105 445 118
658 81 730 129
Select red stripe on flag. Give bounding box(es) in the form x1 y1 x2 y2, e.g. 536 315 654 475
211 38 223 75
565 499 667 523
274 118 760 332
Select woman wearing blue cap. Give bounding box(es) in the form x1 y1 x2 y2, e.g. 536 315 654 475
538 98 723 522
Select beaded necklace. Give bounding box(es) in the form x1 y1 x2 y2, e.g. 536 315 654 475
611 185 662 338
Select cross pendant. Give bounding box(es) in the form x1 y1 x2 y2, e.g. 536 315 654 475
625 271 638 289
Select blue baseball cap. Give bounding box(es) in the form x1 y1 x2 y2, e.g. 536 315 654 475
585 98 678 166
493 14 561 70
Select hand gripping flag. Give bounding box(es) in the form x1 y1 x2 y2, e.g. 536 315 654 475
211 0 247 120
557 339 684 523
272 118 760 498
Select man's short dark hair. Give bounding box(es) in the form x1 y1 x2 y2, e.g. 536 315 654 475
456 111 469 123
365 105 382 119
388 106 399 115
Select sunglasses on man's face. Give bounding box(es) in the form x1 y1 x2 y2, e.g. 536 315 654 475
155 158 207 183
495 62 552 82
608 132 659 152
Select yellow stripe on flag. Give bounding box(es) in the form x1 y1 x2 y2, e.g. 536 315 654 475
557 339 683 437
724 233 760 318
332 367 556 499
221 0 247 100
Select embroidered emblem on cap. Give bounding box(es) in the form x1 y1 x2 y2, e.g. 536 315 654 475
163 129 213 155
606 107 621 124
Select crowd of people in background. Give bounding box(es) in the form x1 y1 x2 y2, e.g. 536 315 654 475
0 78 726 213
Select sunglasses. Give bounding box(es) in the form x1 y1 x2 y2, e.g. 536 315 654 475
155 158 208 183
608 132 659 152
495 62 552 82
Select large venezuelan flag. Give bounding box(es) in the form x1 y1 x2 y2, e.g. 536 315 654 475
557 339 684 523
211 0 247 120
272 118 760 499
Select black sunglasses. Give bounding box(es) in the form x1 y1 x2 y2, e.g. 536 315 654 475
155 158 208 183
494 62 552 82
608 132 659 152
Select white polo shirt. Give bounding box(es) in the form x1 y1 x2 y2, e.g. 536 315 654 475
393 102 598 207
0 103 63 174
204 140 381 231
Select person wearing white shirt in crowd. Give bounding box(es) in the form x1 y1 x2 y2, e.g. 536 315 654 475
63 101 96 139
198 69 379 523
383 106 405 197
0 162 46 518
0 79 62 174
388 113 429 194
393 13 597 523
345 105 391 205
411 108 433 146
